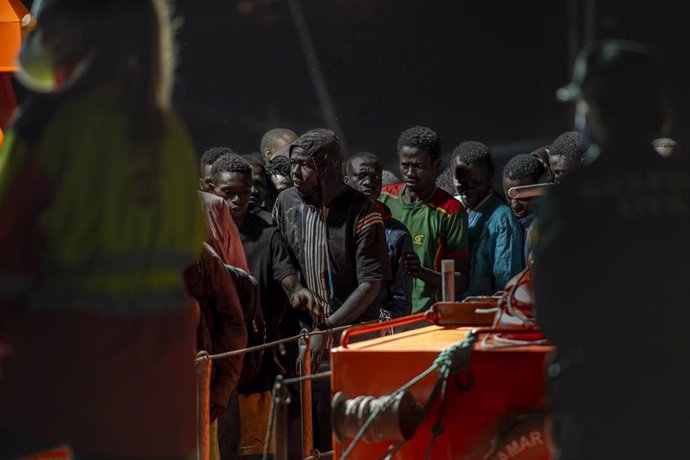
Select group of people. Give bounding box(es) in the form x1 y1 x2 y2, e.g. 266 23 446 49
1 0 689 458
196 115 622 457
198 59 688 457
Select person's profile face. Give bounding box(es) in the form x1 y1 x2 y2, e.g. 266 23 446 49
290 147 319 195
398 146 438 193
250 164 268 207
347 157 383 198
502 176 535 220
212 171 253 223
548 154 581 184
200 164 214 191
453 159 492 209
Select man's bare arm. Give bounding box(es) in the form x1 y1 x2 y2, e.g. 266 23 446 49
321 280 382 328
403 253 469 296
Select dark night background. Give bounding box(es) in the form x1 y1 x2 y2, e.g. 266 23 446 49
15 0 690 171
172 0 573 169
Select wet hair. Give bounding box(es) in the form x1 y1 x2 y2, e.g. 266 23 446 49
503 154 547 182
261 128 298 153
549 131 588 161
397 126 441 160
267 155 291 177
382 170 400 186
200 146 237 175
290 129 341 166
346 151 381 175
435 167 456 195
243 152 266 169
211 153 252 179
451 141 494 175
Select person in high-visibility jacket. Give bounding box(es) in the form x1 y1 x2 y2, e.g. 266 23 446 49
0 1 206 458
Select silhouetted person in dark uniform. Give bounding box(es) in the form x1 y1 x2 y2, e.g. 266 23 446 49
534 40 690 460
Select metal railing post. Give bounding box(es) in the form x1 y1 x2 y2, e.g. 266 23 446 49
273 376 291 460
441 259 455 301
299 330 314 458
196 351 211 460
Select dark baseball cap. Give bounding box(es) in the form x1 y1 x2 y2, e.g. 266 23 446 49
556 39 662 103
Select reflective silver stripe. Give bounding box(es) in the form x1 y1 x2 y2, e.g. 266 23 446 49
23 286 188 315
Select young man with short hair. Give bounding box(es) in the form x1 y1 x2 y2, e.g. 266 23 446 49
548 131 588 183
273 132 390 332
379 126 469 312
502 153 548 229
452 141 524 296
502 153 548 265
200 146 237 192
242 152 271 213
345 151 413 320
211 153 313 457
260 128 298 162
211 153 313 343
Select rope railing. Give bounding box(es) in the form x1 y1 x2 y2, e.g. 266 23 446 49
197 306 544 460
303 449 334 460
195 320 379 363
284 371 332 385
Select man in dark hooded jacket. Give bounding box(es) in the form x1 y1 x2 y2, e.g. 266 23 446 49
272 129 391 450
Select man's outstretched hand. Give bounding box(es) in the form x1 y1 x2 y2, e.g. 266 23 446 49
290 287 321 316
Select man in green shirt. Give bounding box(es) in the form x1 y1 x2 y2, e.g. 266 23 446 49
380 126 470 312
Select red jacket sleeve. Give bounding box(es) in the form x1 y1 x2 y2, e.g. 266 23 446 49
189 247 248 408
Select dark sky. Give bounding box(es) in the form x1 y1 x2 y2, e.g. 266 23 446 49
173 0 573 168
15 0 690 168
